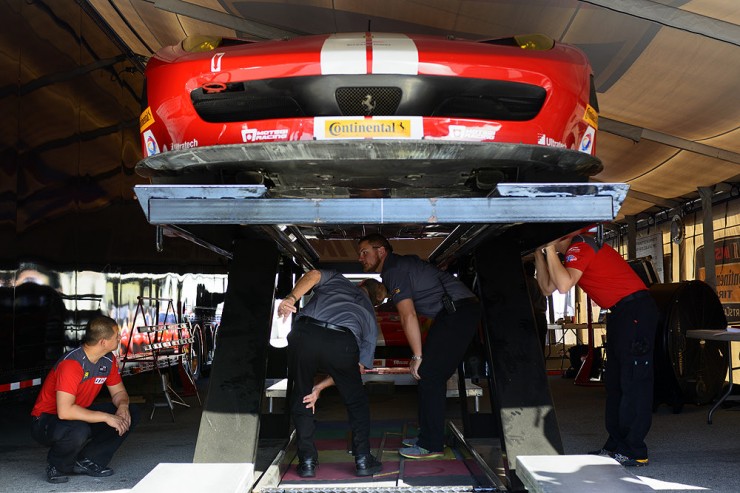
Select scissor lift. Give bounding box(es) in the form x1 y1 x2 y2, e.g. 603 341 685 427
134 182 628 491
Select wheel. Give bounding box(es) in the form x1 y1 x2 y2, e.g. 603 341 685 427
184 323 204 381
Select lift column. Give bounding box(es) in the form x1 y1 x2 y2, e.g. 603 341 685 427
193 238 280 463
475 232 564 483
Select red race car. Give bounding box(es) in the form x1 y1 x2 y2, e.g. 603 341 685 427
138 32 601 197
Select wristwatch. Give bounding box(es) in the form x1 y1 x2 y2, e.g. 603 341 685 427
411 355 423 361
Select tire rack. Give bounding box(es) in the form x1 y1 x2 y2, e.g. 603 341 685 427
120 296 201 420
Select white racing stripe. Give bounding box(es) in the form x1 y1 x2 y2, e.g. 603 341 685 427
320 33 367 74
320 33 419 75
371 33 418 74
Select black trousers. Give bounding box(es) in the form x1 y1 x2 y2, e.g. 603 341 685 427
31 402 141 472
287 319 370 460
417 302 481 452
602 293 658 459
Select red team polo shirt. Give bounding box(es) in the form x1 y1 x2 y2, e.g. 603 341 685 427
564 235 647 309
31 347 121 417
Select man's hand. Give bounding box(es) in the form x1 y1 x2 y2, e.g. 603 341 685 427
115 404 132 429
409 357 422 380
105 413 130 436
278 297 297 321
303 387 321 414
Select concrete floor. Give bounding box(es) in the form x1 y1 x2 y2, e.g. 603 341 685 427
2 360 740 493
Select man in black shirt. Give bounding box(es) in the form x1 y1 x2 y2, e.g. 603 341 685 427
358 234 481 459
277 270 386 478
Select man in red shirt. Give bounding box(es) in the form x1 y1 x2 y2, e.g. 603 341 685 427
31 316 140 483
535 231 658 467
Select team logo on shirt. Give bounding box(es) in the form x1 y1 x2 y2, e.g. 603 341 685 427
99 365 108 373
84 371 90 379
565 255 576 262
94 377 107 384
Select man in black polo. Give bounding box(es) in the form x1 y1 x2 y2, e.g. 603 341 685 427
357 233 481 459
277 269 386 478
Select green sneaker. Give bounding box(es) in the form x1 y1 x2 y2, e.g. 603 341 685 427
401 437 418 447
399 445 444 459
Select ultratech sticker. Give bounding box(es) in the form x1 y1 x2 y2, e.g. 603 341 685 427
538 133 567 148
140 107 154 132
315 117 421 139
583 104 598 129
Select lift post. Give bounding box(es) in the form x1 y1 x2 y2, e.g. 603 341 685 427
193 239 280 463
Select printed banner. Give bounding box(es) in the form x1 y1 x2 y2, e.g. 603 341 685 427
696 235 740 323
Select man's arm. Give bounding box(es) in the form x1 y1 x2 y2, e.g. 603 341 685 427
396 298 423 380
278 269 322 320
56 390 129 436
108 382 132 428
534 249 556 295
543 245 583 293
302 375 335 413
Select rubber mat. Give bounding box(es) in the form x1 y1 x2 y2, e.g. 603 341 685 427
281 419 476 488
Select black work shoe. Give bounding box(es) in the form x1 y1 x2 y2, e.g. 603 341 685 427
46 464 69 484
355 453 382 477
73 458 114 477
296 457 318 478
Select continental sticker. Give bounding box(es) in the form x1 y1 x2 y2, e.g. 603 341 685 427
583 104 598 129
314 117 422 140
139 107 155 132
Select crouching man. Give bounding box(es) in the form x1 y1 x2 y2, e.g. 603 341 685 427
31 315 140 483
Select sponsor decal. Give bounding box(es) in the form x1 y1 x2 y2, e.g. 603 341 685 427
143 129 159 156
211 52 224 72
565 255 576 263
139 107 154 132
99 365 108 373
94 377 107 384
579 125 596 154
537 133 567 148
583 104 599 129
241 126 289 142
171 138 199 151
446 124 501 141
315 117 421 139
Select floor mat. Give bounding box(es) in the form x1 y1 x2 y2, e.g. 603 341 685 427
281 419 476 488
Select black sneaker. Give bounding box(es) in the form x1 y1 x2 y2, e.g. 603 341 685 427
296 457 317 478
73 458 114 477
613 452 649 467
46 464 69 484
355 453 382 477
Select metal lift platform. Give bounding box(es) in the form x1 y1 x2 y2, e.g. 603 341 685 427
133 181 629 492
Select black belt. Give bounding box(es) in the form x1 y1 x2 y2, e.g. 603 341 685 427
454 296 479 308
298 316 352 334
611 290 650 311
